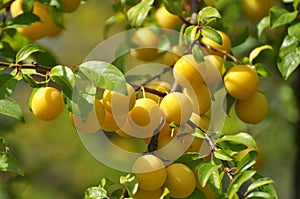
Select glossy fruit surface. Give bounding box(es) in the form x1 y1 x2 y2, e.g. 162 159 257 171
155 6 183 29
160 92 193 126
165 163 196 198
201 30 231 56
173 54 204 88
224 65 259 100
132 154 167 191
235 92 268 124
31 87 64 121
102 83 136 115
10 0 51 40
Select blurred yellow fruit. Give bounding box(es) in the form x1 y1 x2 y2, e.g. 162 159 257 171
155 6 183 29
61 0 81 13
10 0 52 40
242 0 281 23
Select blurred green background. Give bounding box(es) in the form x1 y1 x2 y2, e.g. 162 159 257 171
0 0 298 198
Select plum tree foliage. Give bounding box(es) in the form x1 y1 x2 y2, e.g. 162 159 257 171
0 0 300 199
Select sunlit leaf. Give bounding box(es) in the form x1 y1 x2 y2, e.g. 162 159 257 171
197 6 221 25
79 61 127 94
127 0 154 27
227 170 256 199
245 191 272 199
120 174 138 197
198 163 221 187
84 186 107 199
270 6 298 29
201 26 222 45
16 44 45 63
257 16 270 38
214 148 232 161
0 152 24 175
50 65 75 99
0 74 17 99
163 0 183 15
246 177 274 195
217 133 256 148
288 22 300 41
175 152 204 168
0 98 24 122
249 45 273 65
277 35 300 79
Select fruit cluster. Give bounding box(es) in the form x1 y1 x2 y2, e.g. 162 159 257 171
132 154 197 198
10 0 81 40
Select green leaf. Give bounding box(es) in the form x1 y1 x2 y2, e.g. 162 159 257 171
277 35 300 79
232 26 249 47
0 42 17 59
0 74 18 99
252 174 278 199
197 6 221 25
294 0 300 10
192 128 206 139
184 25 199 42
103 12 126 38
192 44 204 63
49 6 64 28
175 152 204 168
245 191 272 199
16 44 45 63
79 61 127 94
227 170 256 199
22 0 34 12
84 186 107 199
0 152 24 175
0 98 24 122
50 65 75 99
120 174 138 197
236 150 259 173
217 133 256 149
163 0 183 15
225 94 236 115
201 26 222 45
249 45 273 65
8 13 40 28
198 163 221 187
257 16 270 38
288 22 300 41
255 63 272 78
127 0 154 27
22 74 48 88
270 6 298 29
214 148 232 161
217 141 248 156
246 177 274 195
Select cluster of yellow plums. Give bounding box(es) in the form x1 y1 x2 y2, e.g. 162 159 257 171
10 0 81 40
132 154 196 198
